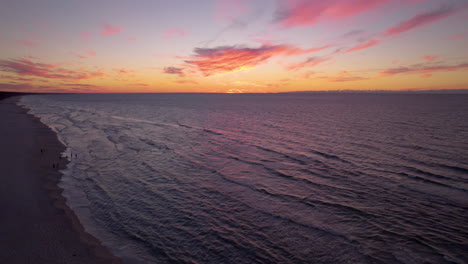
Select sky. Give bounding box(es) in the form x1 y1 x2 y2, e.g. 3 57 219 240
0 0 467 93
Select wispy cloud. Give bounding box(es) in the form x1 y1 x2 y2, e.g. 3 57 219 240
163 28 188 39
301 71 316 79
17 29 41 47
324 71 369 82
62 83 98 87
273 0 389 28
134 83 149 87
422 55 439 61
0 82 101 93
324 3 463 55
18 39 39 47
0 83 40 92
80 31 92 42
184 44 331 76
61 83 102 92
344 39 380 53
378 62 468 77
341 30 366 38
1 74 39 82
203 0 261 47
287 56 330 71
163 66 184 77
116 68 135 74
450 34 464 40
215 0 248 20
0 57 105 80
384 3 463 36
175 79 198 85
76 49 96 59
101 22 123 36
380 66 412 76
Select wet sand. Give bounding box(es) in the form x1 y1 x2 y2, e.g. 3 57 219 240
0 95 121 263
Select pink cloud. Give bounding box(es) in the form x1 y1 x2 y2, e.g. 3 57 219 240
451 34 464 40
80 31 92 42
17 29 41 47
344 39 380 53
126 37 137 41
0 57 105 80
274 0 390 28
163 28 188 39
18 39 39 47
283 44 334 56
117 68 135 74
384 3 462 36
101 22 123 36
184 44 328 76
76 49 96 59
422 55 439 61
215 0 248 20
287 56 330 71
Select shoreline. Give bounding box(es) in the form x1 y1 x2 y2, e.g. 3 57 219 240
0 95 121 263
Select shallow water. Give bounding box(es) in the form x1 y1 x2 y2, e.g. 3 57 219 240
20 93 468 264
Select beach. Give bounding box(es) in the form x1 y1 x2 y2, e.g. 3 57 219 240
0 94 120 264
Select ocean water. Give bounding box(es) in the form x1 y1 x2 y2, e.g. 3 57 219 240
20 93 468 264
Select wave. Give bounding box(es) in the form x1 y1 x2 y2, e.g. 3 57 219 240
18 94 468 264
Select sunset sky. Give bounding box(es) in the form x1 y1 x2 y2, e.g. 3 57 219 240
1 0 467 93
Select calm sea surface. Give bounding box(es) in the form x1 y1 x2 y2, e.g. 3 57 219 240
20 93 468 264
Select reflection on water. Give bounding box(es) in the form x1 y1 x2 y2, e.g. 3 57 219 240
21 93 468 264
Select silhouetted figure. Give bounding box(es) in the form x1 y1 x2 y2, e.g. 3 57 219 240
52 164 55 168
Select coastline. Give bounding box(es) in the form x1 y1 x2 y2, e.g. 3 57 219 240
0 95 121 264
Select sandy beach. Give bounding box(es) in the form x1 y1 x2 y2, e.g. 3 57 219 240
0 94 120 264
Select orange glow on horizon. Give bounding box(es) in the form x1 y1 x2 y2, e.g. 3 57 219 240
0 1 467 93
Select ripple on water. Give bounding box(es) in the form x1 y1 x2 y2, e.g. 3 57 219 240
20 93 468 264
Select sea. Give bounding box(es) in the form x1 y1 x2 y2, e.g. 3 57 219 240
19 93 468 264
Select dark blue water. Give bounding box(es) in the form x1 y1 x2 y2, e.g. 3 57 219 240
21 93 468 264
